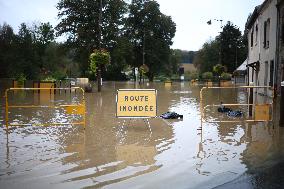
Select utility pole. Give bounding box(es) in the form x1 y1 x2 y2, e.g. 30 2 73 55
97 0 103 92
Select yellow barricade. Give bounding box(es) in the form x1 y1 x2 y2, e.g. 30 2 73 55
200 86 274 130
4 87 86 129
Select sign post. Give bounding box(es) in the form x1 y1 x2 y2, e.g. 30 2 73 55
116 89 157 118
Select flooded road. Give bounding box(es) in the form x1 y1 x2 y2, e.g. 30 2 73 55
0 81 284 189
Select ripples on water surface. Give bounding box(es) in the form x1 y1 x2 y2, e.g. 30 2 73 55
0 81 284 189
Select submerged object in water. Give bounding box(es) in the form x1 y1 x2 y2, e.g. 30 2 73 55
217 102 232 113
227 110 243 117
217 107 232 113
160 112 183 119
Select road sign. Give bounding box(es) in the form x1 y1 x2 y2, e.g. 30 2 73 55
116 89 157 118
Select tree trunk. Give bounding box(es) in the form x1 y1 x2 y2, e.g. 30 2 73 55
149 73 154 82
97 64 102 92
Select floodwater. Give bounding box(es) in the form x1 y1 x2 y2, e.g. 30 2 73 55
0 81 284 189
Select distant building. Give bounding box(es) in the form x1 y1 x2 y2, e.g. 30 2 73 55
234 59 248 84
179 62 197 74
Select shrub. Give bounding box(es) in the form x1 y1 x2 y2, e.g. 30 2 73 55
89 49 110 74
202 72 213 80
221 72 232 80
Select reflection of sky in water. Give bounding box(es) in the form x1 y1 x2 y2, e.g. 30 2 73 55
0 82 283 189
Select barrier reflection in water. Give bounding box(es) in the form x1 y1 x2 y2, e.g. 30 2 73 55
200 86 274 128
4 87 86 129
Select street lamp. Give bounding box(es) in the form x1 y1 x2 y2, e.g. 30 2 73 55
207 19 224 66
135 29 153 83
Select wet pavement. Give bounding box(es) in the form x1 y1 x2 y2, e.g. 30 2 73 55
0 81 283 189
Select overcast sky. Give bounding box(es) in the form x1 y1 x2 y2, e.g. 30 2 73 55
0 0 264 51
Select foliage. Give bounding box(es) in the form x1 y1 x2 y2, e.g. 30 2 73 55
213 64 225 76
185 71 199 80
89 49 110 74
0 22 79 80
220 72 232 80
193 40 219 73
193 21 247 75
16 73 26 85
217 21 247 72
202 72 213 80
56 0 127 73
168 49 182 76
126 0 176 81
139 64 149 75
41 76 56 82
35 22 55 45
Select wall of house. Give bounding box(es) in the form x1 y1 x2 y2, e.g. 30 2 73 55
248 0 278 96
279 2 284 87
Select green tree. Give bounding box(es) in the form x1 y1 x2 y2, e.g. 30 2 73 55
104 36 134 80
213 64 225 77
193 40 219 73
126 0 176 81
202 72 213 81
168 49 182 76
56 0 127 74
0 23 16 78
35 22 55 45
13 23 40 79
218 21 246 72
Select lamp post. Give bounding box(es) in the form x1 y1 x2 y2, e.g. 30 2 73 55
207 19 223 65
97 0 103 92
135 29 153 84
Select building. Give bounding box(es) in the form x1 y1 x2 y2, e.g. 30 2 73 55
277 0 284 125
234 59 248 85
179 62 197 73
277 0 284 86
246 0 284 124
246 0 278 97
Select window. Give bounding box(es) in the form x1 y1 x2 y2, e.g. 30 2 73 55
269 60 274 87
264 19 270 48
255 24 258 45
251 28 254 47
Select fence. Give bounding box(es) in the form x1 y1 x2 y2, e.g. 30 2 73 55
4 87 86 129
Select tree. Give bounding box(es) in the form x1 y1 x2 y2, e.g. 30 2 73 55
13 23 40 79
213 64 225 77
126 0 176 81
105 36 134 80
202 72 213 81
0 23 16 78
56 0 127 74
35 22 55 45
168 49 182 76
194 21 247 74
218 21 246 72
193 40 219 73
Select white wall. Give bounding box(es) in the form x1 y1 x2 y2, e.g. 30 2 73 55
247 0 278 96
